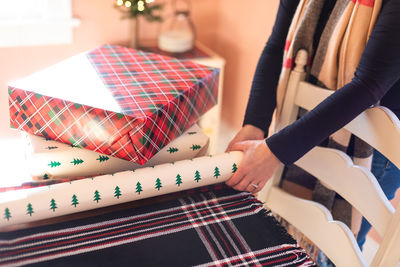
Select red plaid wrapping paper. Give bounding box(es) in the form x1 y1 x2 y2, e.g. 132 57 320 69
8 44 219 165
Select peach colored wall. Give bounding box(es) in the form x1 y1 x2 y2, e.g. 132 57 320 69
210 0 279 129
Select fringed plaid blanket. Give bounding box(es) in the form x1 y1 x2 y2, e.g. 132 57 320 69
0 185 314 267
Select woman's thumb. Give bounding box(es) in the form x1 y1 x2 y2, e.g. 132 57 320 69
230 141 247 152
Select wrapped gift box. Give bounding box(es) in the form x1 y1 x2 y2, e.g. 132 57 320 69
8 44 219 164
27 124 209 179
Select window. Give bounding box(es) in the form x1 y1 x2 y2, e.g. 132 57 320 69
0 0 80 47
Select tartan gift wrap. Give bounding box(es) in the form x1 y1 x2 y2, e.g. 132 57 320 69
26 124 209 180
8 44 219 165
0 185 315 267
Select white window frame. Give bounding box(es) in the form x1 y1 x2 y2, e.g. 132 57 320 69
0 0 80 47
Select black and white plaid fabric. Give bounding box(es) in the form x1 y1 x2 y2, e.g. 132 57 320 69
0 185 315 266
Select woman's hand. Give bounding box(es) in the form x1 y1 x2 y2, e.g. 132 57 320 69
225 140 281 193
226 124 265 152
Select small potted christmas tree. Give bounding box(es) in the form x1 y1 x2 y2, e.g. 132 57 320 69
115 0 162 48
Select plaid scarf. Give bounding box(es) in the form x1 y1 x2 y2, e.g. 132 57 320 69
275 0 382 257
276 0 381 114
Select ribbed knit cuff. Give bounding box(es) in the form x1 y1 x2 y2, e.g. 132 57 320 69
265 134 293 166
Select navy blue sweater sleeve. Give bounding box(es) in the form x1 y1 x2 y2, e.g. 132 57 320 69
243 0 300 134
266 0 400 165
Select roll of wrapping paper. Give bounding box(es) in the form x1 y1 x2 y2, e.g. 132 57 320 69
26 124 209 180
0 152 242 227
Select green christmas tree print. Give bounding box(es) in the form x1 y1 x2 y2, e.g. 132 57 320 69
176 174 183 187
190 144 201 151
167 147 179 154
43 173 50 180
71 194 79 207
194 170 201 183
155 178 162 191
114 186 122 199
70 158 84 165
96 155 109 162
4 208 11 221
232 163 238 173
48 161 61 168
214 167 221 179
94 190 101 203
26 203 34 216
50 199 57 212
136 182 143 195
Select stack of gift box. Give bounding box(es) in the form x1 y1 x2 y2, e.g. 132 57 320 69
9 44 220 180
1 45 243 226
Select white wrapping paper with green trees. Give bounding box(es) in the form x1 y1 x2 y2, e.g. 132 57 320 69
0 152 242 227
27 124 209 180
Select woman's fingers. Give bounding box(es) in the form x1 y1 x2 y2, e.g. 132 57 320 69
226 142 254 189
230 141 248 152
225 125 265 152
226 167 245 187
253 178 268 193
245 180 261 193
225 139 281 193
226 141 249 187
226 138 243 152
233 175 252 191
234 172 263 193
225 140 236 152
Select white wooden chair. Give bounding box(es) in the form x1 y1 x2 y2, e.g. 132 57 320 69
258 49 400 267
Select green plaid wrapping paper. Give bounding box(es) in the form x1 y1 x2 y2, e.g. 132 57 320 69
8 44 219 165
0 185 315 266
